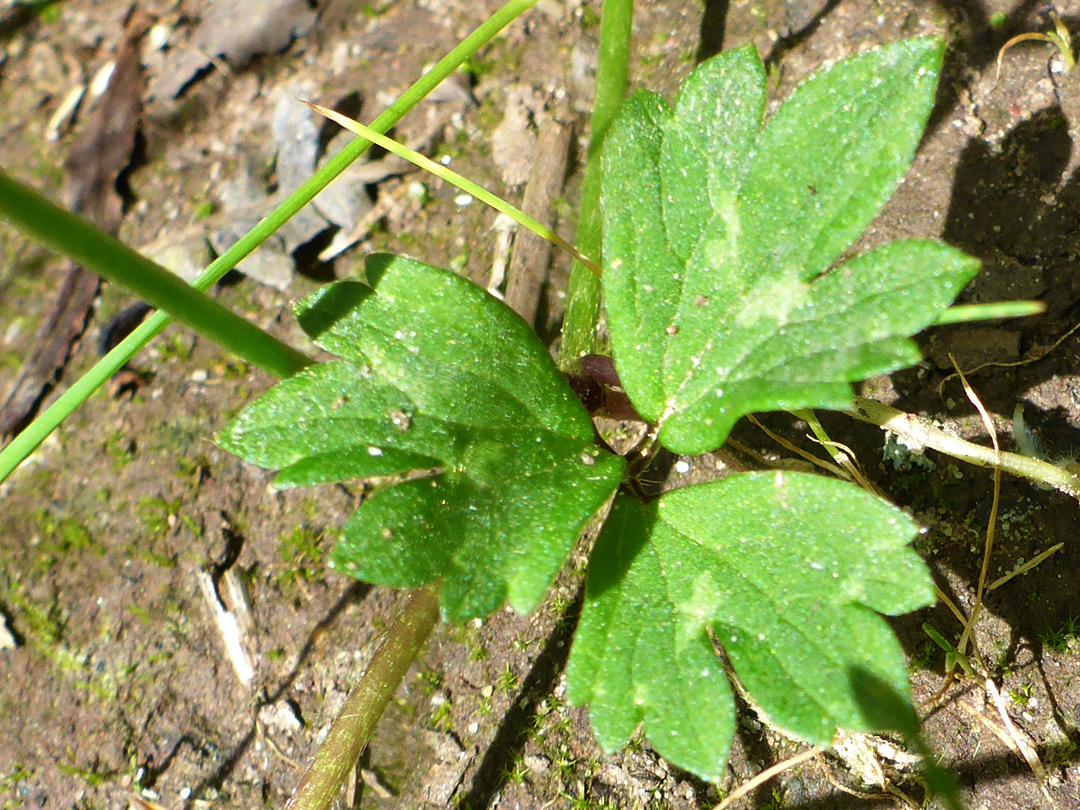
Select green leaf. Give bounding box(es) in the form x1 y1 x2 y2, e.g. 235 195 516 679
220 254 624 622
602 37 979 454
565 473 934 782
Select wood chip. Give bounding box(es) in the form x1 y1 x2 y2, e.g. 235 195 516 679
196 568 256 686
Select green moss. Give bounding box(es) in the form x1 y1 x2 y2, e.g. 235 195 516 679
135 496 182 537
157 332 195 363
429 698 453 731
1040 615 1079 652
192 199 216 220
502 757 529 785
35 511 96 552
126 604 152 625
472 95 503 131
458 37 521 79
1 762 33 785
58 758 112 788
299 497 320 520
0 348 21 371
218 356 251 379
1008 682 1034 707
34 1 63 24
31 511 105 573
10 593 63 647
496 664 518 692
580 5 600 29
142 550 178 569
274 525 327 588
103 429 135 468
418 667 443 695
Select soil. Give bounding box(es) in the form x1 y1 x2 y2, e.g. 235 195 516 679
3 1 1080 809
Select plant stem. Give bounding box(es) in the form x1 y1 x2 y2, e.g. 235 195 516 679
0 0 541 483
286 583 441 810
0 170 312 379
847 396 1080 500
558 0 634 371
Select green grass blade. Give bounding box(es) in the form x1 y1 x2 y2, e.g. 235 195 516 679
933 300 1045 325
187 0 541 299
559 0 633 371
0 169 312 378
0 0 540 483
304 103 601 275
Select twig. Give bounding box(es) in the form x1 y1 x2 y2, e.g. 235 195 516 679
712 747 823 810
301 102 601 277
988 543 1064 591
984 679 1055 806
938 317 1080 393
746 414 849 480
258 718 302 769
817 756 896 802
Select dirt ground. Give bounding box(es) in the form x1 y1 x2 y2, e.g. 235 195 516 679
3 0 1080 808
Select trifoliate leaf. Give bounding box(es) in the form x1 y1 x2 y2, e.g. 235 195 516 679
565 473 934 782
219 254 624 621
603 37 979 454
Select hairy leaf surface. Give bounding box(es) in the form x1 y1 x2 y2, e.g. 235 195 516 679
220 254 624 621
603 38 979 453
565 473 934 781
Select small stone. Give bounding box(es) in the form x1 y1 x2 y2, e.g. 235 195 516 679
0 613 16 650
523 754 549 774
258 701 302 733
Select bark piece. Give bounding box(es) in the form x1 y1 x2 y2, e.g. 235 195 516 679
0 19 144 435
503 112 573 327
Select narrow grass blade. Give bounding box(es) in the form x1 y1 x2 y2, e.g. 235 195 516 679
302 102 601 276
933 301 1045 325
0 169 311 378
0 0 541 483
